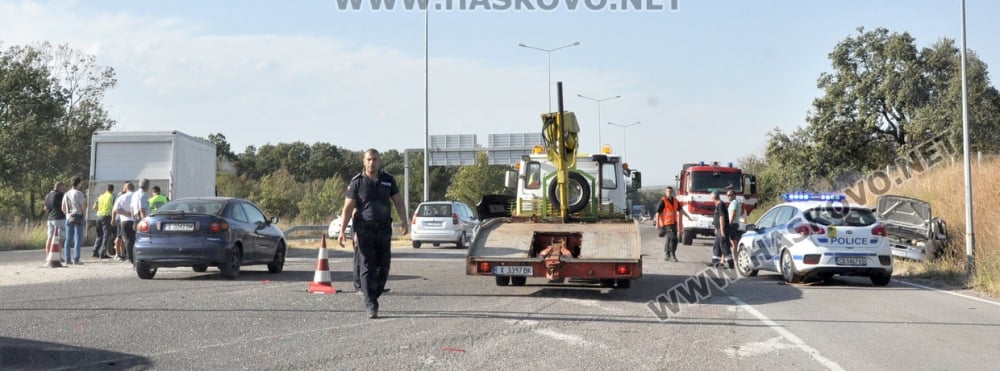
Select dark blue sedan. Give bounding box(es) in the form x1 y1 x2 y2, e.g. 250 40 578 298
133 197 286 279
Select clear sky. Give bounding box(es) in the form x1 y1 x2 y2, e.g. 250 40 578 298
2 0 997 186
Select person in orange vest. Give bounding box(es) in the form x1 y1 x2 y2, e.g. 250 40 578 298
656 186 695 262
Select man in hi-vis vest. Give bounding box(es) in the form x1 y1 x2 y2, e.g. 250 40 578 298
656 186 694 262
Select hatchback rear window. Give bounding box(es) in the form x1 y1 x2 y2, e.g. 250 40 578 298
159 200 226 215
417 204 452 217
804 207 877 227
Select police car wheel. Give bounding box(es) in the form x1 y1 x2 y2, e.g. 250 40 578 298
736 246 758 277
870 274 891 286
547 172 591 214
780 250 802 283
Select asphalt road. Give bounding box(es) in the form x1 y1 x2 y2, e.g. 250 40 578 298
2 224 999 370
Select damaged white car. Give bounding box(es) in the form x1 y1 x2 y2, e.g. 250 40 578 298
876 195 949 261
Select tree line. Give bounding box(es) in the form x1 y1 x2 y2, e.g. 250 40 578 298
4 27 999 224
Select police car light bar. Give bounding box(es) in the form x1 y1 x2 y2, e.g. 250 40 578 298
782 193 847 202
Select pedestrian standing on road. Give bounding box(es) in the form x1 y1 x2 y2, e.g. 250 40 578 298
148 186 169 214
726 188 743 254
655 186 694 262
129 179 151 264
111 182 134 262
61 176 86 265
710 191 733 269
92 184 115 259
337 149 409 319
43 182 67 263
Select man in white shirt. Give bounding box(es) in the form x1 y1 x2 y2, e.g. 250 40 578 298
127 179 150 263
60 176 86 265
112 182 134 262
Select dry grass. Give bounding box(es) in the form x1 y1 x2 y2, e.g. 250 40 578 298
0 220 48 251
863 157 999 297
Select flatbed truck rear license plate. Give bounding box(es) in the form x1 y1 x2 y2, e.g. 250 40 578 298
493 266 533 276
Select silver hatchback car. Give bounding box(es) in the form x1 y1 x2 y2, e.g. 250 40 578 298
410 201 478 249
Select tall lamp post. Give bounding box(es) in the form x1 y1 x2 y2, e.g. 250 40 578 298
519 41 580 112
607 121 640 161
578 94 621 150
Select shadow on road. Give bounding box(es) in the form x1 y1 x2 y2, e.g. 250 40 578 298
0 337 153 370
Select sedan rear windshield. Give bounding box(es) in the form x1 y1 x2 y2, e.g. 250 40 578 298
804 207 877 227
158 200 226 215
416 204 452 217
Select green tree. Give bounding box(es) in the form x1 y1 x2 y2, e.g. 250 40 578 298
761 27 1000 196
0 42 116 221
252 168 300 219
297 177 346 224
445 152 509 208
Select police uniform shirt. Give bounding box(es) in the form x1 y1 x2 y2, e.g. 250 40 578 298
347 170 400 225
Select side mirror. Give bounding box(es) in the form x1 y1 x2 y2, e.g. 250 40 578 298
745 223 757 232
504 169 518 189
630 171 642 190
269 216 279 225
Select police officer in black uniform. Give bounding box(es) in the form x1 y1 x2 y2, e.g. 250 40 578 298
338 148 409 319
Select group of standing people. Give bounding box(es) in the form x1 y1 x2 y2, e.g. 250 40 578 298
42 177 166 265
654 186 743 269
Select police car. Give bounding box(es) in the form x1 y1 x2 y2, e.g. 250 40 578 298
734 193 893 286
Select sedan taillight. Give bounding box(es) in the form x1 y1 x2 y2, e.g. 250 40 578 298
137 220 150 233
208 221 229 233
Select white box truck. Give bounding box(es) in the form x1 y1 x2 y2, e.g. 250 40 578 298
87 130 217 221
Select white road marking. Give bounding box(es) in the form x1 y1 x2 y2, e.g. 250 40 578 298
534 328 593 347
895 279 1000 308
728 296 845 371
724 336 793 358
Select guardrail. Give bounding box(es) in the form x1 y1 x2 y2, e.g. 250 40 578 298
282 223 405 240
283 225 327 240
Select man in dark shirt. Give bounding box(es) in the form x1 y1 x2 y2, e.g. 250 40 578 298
43 182 67 262
338 149 409 319
711 191 733 269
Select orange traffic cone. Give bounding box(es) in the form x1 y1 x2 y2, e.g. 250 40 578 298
44 228 65 268
321 233 327 249
307 243 336 294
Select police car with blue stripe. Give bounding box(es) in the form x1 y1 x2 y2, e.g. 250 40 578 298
735 193 893 286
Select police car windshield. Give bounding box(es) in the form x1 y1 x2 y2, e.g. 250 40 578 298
804 207 877 227
689 172 743 193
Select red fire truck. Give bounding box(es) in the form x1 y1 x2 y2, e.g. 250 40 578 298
675 161 757 245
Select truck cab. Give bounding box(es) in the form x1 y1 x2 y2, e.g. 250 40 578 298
675 161 757 245
504 145 641 219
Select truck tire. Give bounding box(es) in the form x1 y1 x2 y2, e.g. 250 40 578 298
615 279 631 289
547 172 591 214
495 276 510 286
682 230 694 245
511 276 527 286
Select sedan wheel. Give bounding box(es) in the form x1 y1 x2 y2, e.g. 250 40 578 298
780 250 802 284
220 247 242 279
136 262 157 279
267 243 286 273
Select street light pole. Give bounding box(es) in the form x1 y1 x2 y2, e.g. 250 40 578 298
519 42 580 112
578 94 621 150
607 121 640 161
